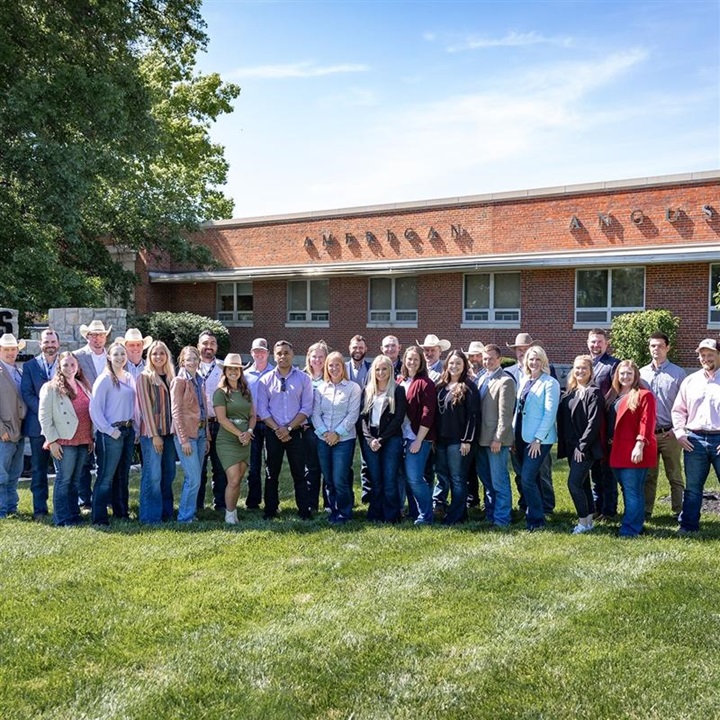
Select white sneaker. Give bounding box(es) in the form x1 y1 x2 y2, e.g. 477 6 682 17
225 509 239 525
572 523 594 534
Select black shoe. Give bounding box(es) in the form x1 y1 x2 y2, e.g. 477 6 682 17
245 503 261 510
263 511 279 520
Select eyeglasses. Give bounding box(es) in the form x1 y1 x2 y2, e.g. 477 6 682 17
280 377 287 392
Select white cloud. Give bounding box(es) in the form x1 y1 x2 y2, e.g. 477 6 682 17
447 30 574 53
228 61 369 79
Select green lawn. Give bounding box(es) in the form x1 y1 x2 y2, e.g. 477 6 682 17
2 461 719 720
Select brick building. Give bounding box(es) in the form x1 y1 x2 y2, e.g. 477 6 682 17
139 171 720 366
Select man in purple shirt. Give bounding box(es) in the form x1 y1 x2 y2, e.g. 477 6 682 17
256 340 314 520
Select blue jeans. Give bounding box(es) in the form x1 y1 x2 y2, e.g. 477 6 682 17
246 421 268 508
516 439 552 529
614 466 647 537
404 439 433 524
0 439 24 517
680 431 720 531
317 437 356 521
435 442 469 524
29 435 51 515
363 435 404 522
139 435 177 524
52 444 86 526
567 457 594 519
175 429 206 523
511 449 555 513
477 446 512 526
93 427 135 524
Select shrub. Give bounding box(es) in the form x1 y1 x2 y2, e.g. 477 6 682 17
129 312 230 360
610 310 680 366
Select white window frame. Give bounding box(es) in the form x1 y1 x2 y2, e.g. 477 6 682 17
574 267 645 326
709 263 720 327
367 277 418 327
217 281 253 326
461 272 521 328
286 279 329 326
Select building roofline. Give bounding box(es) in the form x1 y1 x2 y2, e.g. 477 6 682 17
206 170 720 229
150 242 720 284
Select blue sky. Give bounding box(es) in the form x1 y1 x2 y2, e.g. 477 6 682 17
198 0 720 217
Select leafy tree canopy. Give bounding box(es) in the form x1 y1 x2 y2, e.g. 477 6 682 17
0 0 240 324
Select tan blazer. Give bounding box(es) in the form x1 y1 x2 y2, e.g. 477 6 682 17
478 371 515 447
170 374 208 445
0 363 27 442
39 383 92 444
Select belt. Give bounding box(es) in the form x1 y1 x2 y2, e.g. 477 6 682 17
207 417 218 423
111 420 133 428
688 429 720 435
655 426 672 434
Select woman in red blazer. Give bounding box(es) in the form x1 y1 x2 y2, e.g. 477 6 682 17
606 360 657 537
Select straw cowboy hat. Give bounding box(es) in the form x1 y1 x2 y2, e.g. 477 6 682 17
417 334 451 352
506 333 537 349
464 341 485 355
79 319 112 339
222 353 244 368
0 333 26 351
114 328 153 349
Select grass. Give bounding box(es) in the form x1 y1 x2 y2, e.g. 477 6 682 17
2 460 720 720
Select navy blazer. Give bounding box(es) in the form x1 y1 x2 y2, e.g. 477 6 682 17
20 356 52 438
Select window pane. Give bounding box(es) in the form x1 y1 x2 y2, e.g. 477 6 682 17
237 295 253 312
370 278 392 309
577 270 608 308
217 283 235 312
310 279 329 311
395 277 417 310
494 273 520 309
465 274 490 309
235 281 252 296
611 268 643 307
288 281 307 311
710 265 720 321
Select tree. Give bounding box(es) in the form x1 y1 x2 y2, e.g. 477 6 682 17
0 1 240 325
610 310 681 367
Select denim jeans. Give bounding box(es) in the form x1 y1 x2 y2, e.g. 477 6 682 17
139 434 177 524
363 435 404 522
0 439 24 517
52 444 86 526
567 456 594 519
516 439 552 529
246 421 268 508
198 420 227 510
317 437 356 521
93 427 135 524
511 449 555 513
29 435 51 515
435 442 469 525
265 428 310 517
679 431 720 532
78 449 95 507
476 446 512 526
303 425 322 511
404 439 433 524
175 428 206 523
614 466 647 537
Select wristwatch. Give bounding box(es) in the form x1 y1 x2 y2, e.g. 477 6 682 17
287 425 293 433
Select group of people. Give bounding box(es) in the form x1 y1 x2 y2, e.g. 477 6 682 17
1 320 719 537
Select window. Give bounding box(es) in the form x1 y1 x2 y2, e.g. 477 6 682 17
217 282 253 324
287 279 329 323
368 277 417 324
463 272 520 324
710 264 720 324
575 267 645 324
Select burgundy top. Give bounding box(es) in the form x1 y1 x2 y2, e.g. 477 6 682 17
58 389 93 447
404 375 437 441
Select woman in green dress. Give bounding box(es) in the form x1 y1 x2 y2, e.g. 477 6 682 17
213 353 256 525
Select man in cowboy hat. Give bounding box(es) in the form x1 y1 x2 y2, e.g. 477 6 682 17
74 318 111 510
20 328 60 520
464 340 486 508
465 340 486 380
114 328 153 380
0 334 27 518
418 333 451 382
504 332 556 516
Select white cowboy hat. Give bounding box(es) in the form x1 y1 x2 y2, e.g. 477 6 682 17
114 328 153 349
0 333 26 351
79 319 112 339
417 334 451 352
464 341 485 354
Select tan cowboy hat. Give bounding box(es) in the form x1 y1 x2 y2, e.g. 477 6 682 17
506 332 537 349
79 319 112 339
223 353 244 368
464 341 485 355
417 334 451 352
114 328 153 349
0 333 26 351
